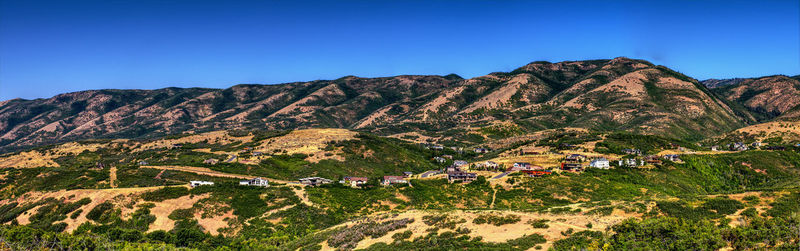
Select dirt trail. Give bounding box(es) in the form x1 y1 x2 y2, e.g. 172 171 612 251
142 165 293 184
109 166 118 188
293 187 313 206
490 190 497 208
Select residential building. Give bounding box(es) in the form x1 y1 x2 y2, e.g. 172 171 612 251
138 161 149 165
618 158 643 167
453 160 469 167
433 156 446 163
589 158 610 169
473 148 488 154
190 181 214 187
662 154 681 162
729 142 749 151
644 155 662 165
239 178 269 187
622 149 642 155
447 171 477 183
299 177 333 186
342 176 368 187
382 176 408 186
565 154 586 162
203 159 219 165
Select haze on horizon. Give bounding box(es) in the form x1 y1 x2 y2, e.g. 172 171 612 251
1 0 798 101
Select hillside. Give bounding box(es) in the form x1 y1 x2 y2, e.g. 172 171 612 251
704 75 800 122
0 57 748 152
1 129 799 250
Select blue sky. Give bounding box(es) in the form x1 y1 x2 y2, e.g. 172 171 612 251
1 0 798 101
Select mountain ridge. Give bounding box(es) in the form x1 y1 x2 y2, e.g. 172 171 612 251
0 57 790 153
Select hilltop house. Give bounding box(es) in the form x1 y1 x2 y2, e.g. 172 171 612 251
342 176 368 187
589 158 610 169
239 178 269 187
644 155 662 165
447 171 477 183
729 142 749 151
711 145 719 151
522 170 551 177
509 162 540 171
430 145 444 150
619 158 643 168
474 148 489 154
433 157 446 163
203 159 219 165
662 154 681 162
479 161 499 170
382 176 408 186
190 181 214 187
138 161 149 166
453 160 469 168
565 154 586 162
752 142 763 147
299 177 333 186
622 149 642 155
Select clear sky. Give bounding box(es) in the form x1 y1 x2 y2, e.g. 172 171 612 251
1 0 798 101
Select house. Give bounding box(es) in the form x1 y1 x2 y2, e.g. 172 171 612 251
239 178 269 187
450 147 464 154
444 165 461 173
483 161 499 169
453 160 469 167
662 154 681 162
711 145 719 151
94 162 105 169
509 162 540 171
171 144 183 149
619 158 643 167
521 170 552 177
341 176 368 187
560 162 582 171
752 142 763 147
588 158 610 169
382 176 408 186
203 159 219 165
430 145 444 150
190 181 214 187
433 157 447 163
729 142 749 151
512 162 532 169
622 149 642 155
138 161 149 165
473 148 488 154
565 154 586 162
299 177 333 186
447 171 477 183
644 155 662 165
765 146 786 151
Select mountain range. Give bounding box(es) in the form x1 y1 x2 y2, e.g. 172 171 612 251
2 57 798 152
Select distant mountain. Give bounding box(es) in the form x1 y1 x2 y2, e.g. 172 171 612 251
0 57 751 152
704 75 800 122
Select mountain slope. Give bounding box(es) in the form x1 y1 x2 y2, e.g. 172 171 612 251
704 75 800 121
0 58 747 152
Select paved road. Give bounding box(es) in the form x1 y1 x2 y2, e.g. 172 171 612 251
225 154 237 163
492 171 511 180
420 170 440 178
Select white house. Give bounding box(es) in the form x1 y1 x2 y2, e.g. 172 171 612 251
239 177 269 187
190 181 214 187
589 158 610 169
